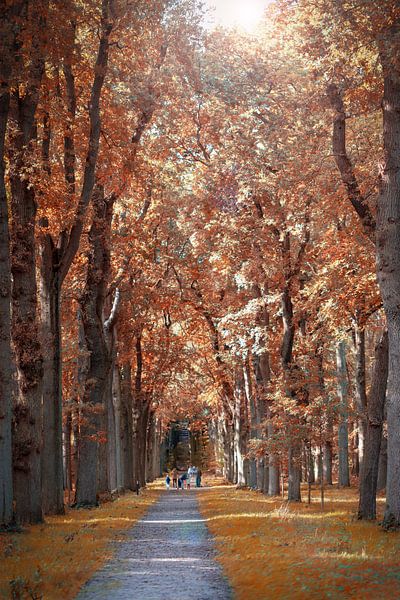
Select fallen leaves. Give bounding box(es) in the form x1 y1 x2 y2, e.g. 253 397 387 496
0 486 160 600
198 483 400 600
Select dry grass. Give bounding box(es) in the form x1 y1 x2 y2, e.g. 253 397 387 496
0 485 161 599
198 483 400 600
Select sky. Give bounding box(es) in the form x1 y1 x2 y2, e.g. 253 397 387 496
203 0 270 31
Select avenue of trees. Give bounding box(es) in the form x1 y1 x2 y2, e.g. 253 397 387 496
1 0 400 530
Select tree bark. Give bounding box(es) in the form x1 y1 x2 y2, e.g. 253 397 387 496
281 277 301 501
0 0 17 528
376 23 400 529
353 322 367 474
8 0 49 524
358 330 388 520
377 433 387 492
233 365 248 487
39 243 64 514
120 362 134 490
75 186 114 506
336 341 350 487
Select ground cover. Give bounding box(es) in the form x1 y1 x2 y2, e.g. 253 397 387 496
0 486 160 599
198 483 400 600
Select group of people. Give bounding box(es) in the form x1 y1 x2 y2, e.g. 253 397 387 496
165 466 202 490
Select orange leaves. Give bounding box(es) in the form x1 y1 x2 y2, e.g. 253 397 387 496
199 483 400 600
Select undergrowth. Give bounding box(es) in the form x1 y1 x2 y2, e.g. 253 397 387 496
198 484 400 600
0 486 160 600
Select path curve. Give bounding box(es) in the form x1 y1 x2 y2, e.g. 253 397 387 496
76 490 232 600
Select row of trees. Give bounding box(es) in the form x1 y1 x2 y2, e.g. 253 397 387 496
1 0 400 530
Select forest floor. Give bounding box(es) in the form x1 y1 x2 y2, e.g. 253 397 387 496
2 481 400 600
0 486 160 599
198 482 400 600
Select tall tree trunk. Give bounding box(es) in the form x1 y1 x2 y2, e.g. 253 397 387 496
120 362 134 490
233 365 248 487
244 358 257 488
103 311 120 494
252 284 271 491
112 362 123 491
323 438 333 486
376 24 400 528
39 1 114 514
336 341 350 487
267 417 280 495
315 345 333 485
329 27 400 526
377 433 387 492
0 1 15 527
146 410 156 482
8 1 49 523
354 322 367 474
134 400 150 487
358 330 388 520
132 333 152 488
39 247 64 514
281 279 301 501
64 407 73 503
220 414 234 482
75 186 114 506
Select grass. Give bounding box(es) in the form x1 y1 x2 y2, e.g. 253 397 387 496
0 485 161 599
198 483 400 600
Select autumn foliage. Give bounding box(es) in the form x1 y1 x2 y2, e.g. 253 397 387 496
1 0 400 575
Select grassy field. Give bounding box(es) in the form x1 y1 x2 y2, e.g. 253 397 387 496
198 483 400 600
0 486 160 599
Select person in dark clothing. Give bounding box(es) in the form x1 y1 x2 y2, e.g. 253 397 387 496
196 469 202 487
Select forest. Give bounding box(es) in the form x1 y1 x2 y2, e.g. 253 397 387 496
1 0 400 576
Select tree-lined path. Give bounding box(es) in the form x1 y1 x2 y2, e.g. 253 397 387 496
76 490 232 600
3 0 400 596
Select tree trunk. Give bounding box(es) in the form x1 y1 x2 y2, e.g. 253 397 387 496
233 366 247 487
267 419 280 495
323 439 333 485
39 0 113 513
134 400 150 488
7 0 49 526
358 330 388 520
0 11 14 528
376 24 400 528
9 110 44 524
354 323 367 474
221 415 234 482
288 445 301 501
120 362 134 490
112 362 123 491
377 433 387 492
39 246 64 514
146 411 156 482
281 278 301 501
336 341 350 487
75 186 114 506
252 284 275 494
104 324 118 494
64 407 73 504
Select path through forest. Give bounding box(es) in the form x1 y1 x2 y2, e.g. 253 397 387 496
76 490 232 600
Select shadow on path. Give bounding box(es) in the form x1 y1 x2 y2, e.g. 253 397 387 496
76 490 232 600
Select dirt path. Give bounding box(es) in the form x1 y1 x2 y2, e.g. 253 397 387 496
76 490 232 600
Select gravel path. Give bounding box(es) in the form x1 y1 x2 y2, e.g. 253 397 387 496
76 490 232 600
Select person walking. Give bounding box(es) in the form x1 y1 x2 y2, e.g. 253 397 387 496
165 474 171 490
196 469 202 488
172 468 178 488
